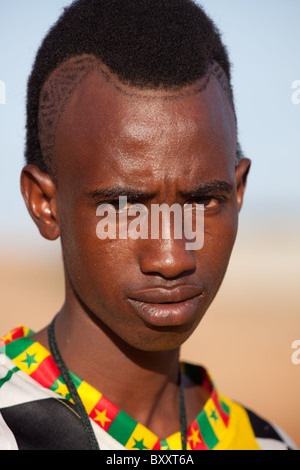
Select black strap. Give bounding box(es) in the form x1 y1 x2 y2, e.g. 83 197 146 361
179 375 187 450
47 317 100 450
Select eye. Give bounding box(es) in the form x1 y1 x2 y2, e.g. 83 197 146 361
116 198 133 212
103 199 132 213
201 197 220 209
185 197 223 211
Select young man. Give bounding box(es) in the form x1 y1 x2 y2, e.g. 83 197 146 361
0 0 296 451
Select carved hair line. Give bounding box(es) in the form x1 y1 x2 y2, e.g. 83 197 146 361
38 55 240 174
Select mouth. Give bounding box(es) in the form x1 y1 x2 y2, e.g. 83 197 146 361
127 286 204 327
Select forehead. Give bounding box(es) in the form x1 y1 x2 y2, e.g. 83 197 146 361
54 68 237 191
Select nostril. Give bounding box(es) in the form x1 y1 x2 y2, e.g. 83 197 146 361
139 239 196 279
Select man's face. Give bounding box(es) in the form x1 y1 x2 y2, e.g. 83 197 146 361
47 70 247 351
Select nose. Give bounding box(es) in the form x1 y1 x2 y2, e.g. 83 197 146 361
139 237 196 279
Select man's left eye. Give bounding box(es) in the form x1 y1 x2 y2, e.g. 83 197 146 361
112 199 134 212
202 198 220 209
189 197 221 210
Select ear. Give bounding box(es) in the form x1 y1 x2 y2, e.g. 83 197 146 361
20 164 60 240
235 158 251 211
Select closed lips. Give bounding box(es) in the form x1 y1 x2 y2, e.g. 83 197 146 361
128 286 203 304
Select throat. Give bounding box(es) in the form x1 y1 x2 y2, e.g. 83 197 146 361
30 312 209 441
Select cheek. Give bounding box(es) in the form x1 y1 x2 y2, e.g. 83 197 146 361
59 203 134 299
63 235 131 294
198 207 239 282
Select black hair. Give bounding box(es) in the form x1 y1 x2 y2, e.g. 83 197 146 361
25 0 237 173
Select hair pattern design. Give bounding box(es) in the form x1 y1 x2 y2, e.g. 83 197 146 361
38 56 98 170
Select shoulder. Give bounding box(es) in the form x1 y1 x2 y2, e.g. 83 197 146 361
181 363 298 450
0 358 91 450
223 395 298 450
244 406 298 451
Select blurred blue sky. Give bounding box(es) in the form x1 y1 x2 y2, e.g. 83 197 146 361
0 0 299 251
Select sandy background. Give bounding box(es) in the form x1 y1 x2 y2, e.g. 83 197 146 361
1 219 299 448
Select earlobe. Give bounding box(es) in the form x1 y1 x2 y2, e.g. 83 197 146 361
235 158 251 211
20 164 60 240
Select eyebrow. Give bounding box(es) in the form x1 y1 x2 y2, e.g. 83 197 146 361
86 187 154 201
181 180 234 198
86 180 234 202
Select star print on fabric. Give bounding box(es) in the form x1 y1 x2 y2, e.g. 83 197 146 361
54 379 70 398
21 353 38 369
132 438 149 450
94 409 112 428
210 410 219 423
188 427 202 448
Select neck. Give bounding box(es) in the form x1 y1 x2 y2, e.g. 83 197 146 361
34 300 184 438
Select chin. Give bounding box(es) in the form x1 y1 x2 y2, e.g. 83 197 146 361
123 322 199 353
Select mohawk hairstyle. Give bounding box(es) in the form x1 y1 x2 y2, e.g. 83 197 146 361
25 0 241 174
